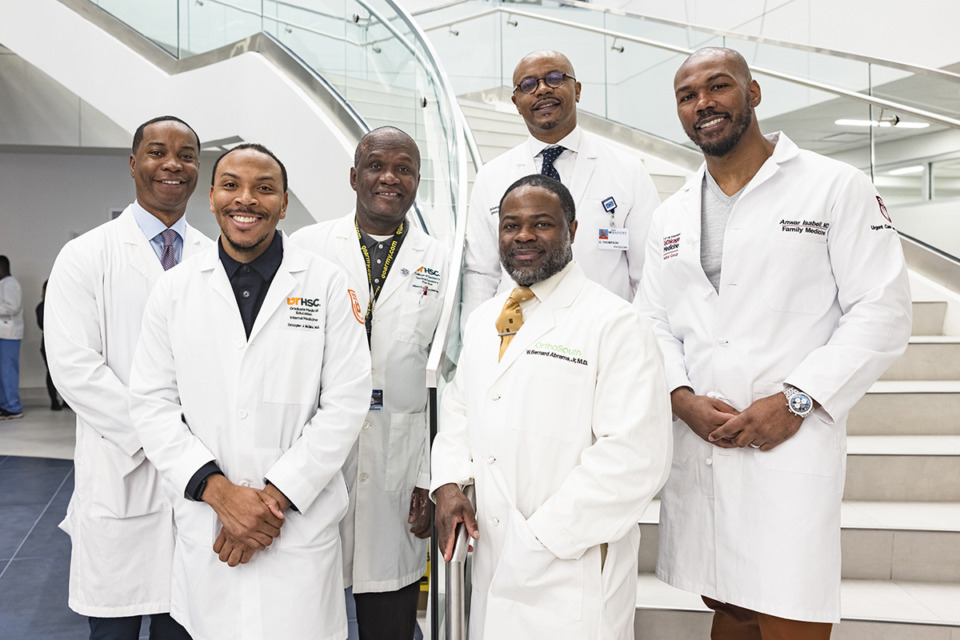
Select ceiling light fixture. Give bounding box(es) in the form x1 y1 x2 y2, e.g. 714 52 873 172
835 117 929 129
887 165 925 176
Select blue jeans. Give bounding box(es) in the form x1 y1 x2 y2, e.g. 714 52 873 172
0 338 21 413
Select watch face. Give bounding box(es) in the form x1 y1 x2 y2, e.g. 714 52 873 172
789 393 813 414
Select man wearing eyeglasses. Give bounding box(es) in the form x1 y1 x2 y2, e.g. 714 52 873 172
461 49 661 324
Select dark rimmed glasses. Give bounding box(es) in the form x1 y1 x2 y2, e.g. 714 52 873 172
514 71 576 94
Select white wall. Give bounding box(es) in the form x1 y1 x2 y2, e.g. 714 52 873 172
0 149 316 389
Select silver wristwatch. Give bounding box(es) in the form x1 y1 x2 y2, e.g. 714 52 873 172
783 385 814 418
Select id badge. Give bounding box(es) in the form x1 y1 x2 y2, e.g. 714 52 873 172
370 389 384 411
598 228 629 250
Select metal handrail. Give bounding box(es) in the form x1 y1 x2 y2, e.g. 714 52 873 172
445 484 476 640
549 0 960 83
421 6 960 130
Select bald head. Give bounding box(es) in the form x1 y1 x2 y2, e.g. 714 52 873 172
354 126 421 170
512 50 576 85
675 47 752 88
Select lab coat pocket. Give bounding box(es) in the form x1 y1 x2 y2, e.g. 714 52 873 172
753 382 842 478
88 436 163 519
395 289 442 345
487 508 584 622
384 412 427 491
263 330 325 405
763 236 834 314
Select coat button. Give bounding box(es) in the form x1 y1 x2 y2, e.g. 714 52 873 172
487 456 496 465
362 422 371 431
705 458 713 466
359 473 369 483
491 517 500 527
717 338 728 346
489 391 500 401
238 410 248 420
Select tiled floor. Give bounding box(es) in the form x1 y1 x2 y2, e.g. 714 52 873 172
0 389 152 639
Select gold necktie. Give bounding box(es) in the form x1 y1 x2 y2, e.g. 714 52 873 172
495 286 534 361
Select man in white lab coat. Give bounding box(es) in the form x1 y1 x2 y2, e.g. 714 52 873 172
129 143 371 640
637 48 913 638
46 116 210 640
291 127 447 640
461 49 661 324
0 255 24 420
433 174 672 640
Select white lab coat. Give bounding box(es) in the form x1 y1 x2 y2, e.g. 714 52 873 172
0 275 23 340
432 262 672 640
636 133 912 622
45 206 211 616
461 127 660 322
291 214 448 593
128 235 371 640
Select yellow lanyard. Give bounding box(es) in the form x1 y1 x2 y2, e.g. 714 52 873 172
356 218 404 331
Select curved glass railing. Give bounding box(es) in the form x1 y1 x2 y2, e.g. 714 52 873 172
87 0 472 247
412 0 960 260
414 0 960 207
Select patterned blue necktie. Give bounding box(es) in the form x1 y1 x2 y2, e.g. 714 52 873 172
540 145 566 181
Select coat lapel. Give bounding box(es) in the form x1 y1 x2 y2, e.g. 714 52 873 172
248 234 303 343
493 265 584 378
568 134 597 210
118 208 161 285
335 215 370 313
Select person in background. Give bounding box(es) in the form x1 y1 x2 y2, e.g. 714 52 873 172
460 49 660 326
0 255 24 421
36 280 64 411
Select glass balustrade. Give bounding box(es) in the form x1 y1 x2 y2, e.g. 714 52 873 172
87 0 466 246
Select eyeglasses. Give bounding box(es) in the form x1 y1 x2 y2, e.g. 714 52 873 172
514 71 576 95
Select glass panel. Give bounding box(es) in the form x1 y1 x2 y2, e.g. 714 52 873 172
92 0 180 55
932 158 960 200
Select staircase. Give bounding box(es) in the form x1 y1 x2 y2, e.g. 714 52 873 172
634 300 960 638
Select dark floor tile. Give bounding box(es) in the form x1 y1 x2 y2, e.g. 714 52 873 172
0 459 74 508
0 504 46 561
16 496 72 561
0 555 88 639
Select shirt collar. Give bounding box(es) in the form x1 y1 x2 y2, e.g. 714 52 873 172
527 126 582 159
131 200 187 242
528 260 575 302
217 230 284 280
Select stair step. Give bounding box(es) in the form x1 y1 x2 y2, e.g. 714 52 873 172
912 301 947 336
881 338 960 381
845 436 960 501
849 380 960 436
640 500 960 581
634 575 960 638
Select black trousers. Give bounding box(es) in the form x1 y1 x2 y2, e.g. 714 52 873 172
353 579 421 640
88 613 191 640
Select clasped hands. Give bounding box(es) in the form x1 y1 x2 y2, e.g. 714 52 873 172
202 474 291 567
670 387 804 451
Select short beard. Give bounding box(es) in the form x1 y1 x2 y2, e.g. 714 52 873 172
691 105 752 158
501 240 573 287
